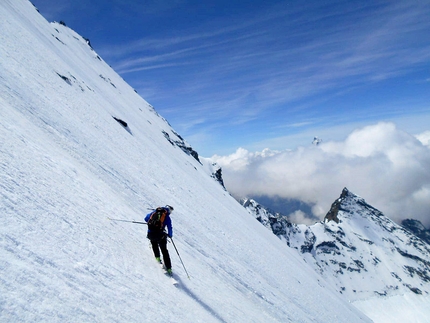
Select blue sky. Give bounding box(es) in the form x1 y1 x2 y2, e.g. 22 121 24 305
32 0 430 156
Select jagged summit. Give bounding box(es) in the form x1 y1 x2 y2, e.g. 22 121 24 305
324 187 350 223
317 188 430 298
243 188 430 303
324 187 384 224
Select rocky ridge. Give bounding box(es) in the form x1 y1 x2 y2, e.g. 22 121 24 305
242 188 430 301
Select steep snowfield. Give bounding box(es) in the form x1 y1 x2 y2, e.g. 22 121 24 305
0 1 371 322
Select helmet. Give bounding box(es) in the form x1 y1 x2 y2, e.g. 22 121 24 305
165 205 174 213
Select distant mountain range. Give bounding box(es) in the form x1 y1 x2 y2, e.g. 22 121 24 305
241 188 430 302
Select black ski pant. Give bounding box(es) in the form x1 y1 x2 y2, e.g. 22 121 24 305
150 235 171 270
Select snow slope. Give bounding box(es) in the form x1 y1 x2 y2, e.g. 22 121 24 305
0 1 371 322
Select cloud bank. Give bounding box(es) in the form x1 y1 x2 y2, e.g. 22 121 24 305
212 123 430 227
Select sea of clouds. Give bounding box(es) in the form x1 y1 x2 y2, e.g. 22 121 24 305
212 122 430 226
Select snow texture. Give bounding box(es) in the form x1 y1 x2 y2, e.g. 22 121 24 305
0 1 371 322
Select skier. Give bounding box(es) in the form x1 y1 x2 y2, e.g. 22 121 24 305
145 205 174 275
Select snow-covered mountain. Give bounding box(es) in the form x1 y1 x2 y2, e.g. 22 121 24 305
0 1 373 322
242 188 430 321
402 219 430 245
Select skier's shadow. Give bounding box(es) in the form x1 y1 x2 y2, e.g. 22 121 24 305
174 275 227 323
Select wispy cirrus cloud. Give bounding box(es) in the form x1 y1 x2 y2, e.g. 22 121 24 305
94 0 430 156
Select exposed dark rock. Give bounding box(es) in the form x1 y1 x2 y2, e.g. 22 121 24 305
372 257 381 265
347 267 361 273
99 74 116 88
324 188 350 223
301 229 316 253
56 72 71 85
354 233 374 245
316 241 339 254
54 36 65 45
113 117 127 127
404 284 422 295
336 237 356 251
30 2 39 12
83 37 93 49
112 117 132 134
211 167 225 189
162 130 201 164
403 265 430 283
396 248 430 268
353 260 365 269
269 215 288 236
391 272 402 282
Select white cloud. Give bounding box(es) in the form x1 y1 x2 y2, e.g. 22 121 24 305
213 122 430 227
415 130 430 146
288 210 317 226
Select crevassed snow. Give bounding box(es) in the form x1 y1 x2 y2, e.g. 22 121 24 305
0 1 371 322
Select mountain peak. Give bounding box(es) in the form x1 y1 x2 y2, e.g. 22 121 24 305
324 187 384 225
244 188 430 304
324 187 350 223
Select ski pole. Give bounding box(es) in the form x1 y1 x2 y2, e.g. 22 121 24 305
107 217 147 225
170 237 190 279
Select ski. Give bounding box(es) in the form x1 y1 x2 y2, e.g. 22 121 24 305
157 261 178 286
165 272 179 286
157 260 179 286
